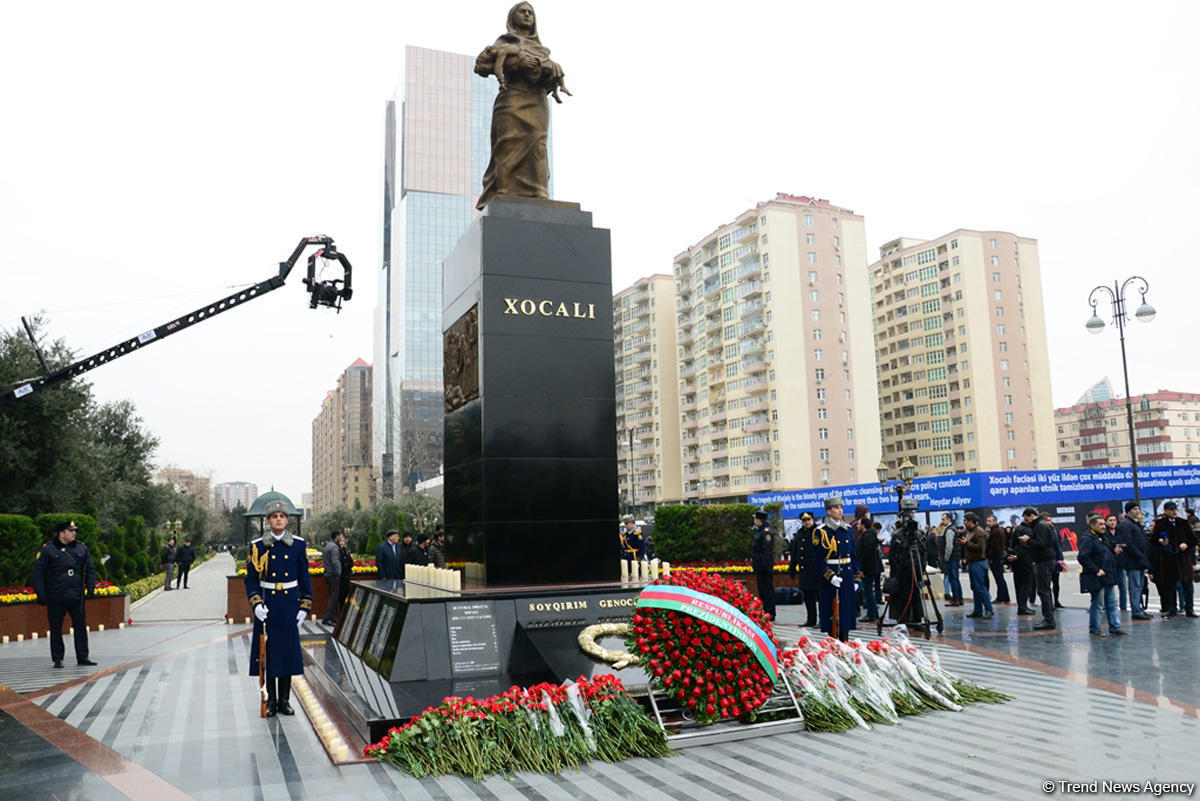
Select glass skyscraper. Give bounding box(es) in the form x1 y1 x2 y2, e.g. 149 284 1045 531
374 46 499 499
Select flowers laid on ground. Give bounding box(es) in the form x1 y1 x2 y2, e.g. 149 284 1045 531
779 628 1012 732
0 580 123 605
364 675 669 780
628 570 778 725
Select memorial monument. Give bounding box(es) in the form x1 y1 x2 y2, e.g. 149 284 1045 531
306 6 634 739
442 1 617 587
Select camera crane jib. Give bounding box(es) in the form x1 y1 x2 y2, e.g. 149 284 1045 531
3 235 352 406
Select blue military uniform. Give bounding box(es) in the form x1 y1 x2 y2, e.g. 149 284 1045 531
246 533 312 679
813 517 859 640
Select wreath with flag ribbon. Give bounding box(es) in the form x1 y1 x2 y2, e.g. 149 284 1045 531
628 571 779 725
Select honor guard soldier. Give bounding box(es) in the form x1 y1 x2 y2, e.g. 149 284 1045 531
619 515 644 562
814 496 859 641
245 496 312 716
751 509 776 621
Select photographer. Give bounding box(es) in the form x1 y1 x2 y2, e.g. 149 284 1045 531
887 503 928 624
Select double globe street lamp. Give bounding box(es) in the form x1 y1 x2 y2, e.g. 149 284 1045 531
1085 277 1155 506
876 458 917 512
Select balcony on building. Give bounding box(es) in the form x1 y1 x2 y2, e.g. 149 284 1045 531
745 436 770 453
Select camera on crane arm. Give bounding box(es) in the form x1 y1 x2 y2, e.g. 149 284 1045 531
302 242 353 312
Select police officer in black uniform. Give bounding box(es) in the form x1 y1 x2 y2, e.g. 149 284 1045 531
751 509 776 621
31 521 99 669
245 497 312 717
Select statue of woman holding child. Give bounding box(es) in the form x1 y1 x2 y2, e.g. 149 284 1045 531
474 3 570 210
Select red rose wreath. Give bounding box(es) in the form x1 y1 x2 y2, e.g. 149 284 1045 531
629 571 779 724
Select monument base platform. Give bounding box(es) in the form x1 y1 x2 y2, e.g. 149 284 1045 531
302 578 648 743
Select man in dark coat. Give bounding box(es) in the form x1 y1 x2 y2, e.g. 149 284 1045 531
814 496 859 641
161 536 177 592
245 499 312 716
401 531 422 565
320 531 346 626
985 514 1011 603
1006 510 1037 616
337 534 354 612
857 519 883 622
787 512 821 627
375 530 404 580
175 538 196 589
31 521 99 669
888 515 928 624
751 509 776 621
1078 513 1126 636
1114 501 1151 620
1026 508 1059 630
1150 502 1197 618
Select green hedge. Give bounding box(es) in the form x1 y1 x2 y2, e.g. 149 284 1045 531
652 503 784 563
0 514 44 586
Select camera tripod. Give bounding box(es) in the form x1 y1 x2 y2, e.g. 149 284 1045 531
876 532 944 640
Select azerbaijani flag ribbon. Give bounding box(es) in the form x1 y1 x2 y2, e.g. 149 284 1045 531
636 584 779 681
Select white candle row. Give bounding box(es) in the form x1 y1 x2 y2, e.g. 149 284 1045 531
404 563 462 591
2 623 123 644
620 558 671 582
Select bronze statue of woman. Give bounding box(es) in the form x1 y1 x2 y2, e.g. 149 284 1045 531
474 2 570 210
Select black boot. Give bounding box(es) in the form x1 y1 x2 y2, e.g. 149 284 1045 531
265 683 278 717
276 677 295 715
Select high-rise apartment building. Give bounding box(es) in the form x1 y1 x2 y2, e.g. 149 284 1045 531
1055 389 1200 468
154 467 211 508
869 230 1055 474
614 275 681 512
669 194 881 500
312 359 374 517
374 46 500 500
213 481 258 512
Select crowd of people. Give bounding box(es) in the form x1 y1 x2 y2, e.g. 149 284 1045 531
771 499 1200 639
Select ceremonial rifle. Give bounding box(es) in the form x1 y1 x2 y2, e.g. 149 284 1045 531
259 631 269 718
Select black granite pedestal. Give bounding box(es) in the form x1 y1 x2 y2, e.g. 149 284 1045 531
305 579 646 742
442 198 619 587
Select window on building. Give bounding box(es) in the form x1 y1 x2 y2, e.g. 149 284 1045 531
815 368 825 380
810 290 820 302
805 214 814 226
818 428 829 440
813 329 822 341
806 233 815 245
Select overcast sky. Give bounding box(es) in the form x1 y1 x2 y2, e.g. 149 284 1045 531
2 1 1197 505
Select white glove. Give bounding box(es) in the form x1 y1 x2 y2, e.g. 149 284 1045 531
830 576 843 588
296 610 308 627
855 582 861 591
254 604 268 622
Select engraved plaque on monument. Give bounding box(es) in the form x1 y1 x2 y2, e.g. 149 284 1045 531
446 600 502 676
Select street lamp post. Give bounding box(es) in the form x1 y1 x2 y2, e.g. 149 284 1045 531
1085 277 1155 506
876 458 917 512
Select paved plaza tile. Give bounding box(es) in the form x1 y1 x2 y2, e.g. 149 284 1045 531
1 555 1196 800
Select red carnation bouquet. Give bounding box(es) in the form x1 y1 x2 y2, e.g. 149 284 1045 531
628 570 779 724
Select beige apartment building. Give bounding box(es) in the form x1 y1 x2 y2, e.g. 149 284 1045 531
614 275 681 513
312 359 374 517
869 230 1055 474
663 193 881 501
1055 389 1200 468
